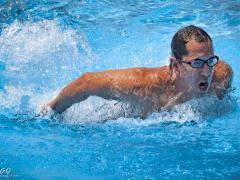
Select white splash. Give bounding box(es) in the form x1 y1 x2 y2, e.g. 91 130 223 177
0 20 78 63
56 95 235 125
0 20 94 113
0 20 94 87
0 85 33 109
62 96 139 124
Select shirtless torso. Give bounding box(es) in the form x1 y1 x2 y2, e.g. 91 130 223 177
44 26 233 118
47 60 232 117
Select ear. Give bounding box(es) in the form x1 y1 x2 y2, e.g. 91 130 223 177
170 56 180 78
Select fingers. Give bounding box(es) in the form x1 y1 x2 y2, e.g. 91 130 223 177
37 103 54 117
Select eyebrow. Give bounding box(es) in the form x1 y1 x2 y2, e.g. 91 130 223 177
195 55 214 60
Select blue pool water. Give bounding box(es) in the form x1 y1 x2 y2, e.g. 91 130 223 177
0 0 240 179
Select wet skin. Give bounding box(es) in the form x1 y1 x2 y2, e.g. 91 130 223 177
46 40 233 117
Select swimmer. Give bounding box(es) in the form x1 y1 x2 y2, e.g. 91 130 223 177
42 25 233 117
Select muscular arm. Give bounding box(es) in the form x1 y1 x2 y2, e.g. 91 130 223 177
48 71 113 113
48 68 164 113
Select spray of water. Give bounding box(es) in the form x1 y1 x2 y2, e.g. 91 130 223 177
206 66 214 93
0 20 94 115
0 20 235 125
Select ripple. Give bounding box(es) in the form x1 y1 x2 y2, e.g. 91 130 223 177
1 0 239 36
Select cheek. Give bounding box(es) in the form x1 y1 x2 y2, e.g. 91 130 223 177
191 71 200 83
181 66 192 78
180 67 200 84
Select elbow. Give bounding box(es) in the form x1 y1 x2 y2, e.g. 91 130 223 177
78 71 108 96
73 72 93 87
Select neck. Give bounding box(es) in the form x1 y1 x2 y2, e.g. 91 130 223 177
164 67 193 108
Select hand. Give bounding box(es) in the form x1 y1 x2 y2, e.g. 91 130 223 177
212 82 227 100
38 103 54 117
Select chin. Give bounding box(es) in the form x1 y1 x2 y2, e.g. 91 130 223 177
192 87 208 96
198 87 208 93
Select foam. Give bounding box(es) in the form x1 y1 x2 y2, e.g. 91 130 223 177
54 95 235 126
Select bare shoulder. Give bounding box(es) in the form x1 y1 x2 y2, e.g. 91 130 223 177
93 66 170 92
212 60 233 96
101 66 169 80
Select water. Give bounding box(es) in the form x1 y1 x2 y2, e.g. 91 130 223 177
0 0 240 179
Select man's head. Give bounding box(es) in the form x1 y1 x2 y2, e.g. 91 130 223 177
170 25 218 95
171 25 212 60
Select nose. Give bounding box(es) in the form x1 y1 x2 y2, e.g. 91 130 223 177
200 63 211 77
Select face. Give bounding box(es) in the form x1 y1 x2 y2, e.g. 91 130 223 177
175 39 214 96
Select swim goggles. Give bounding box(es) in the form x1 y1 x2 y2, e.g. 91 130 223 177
180 55 219 68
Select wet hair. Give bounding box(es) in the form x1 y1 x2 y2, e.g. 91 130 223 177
171 25 212 60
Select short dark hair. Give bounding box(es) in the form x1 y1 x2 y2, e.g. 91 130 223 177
171 25 212 60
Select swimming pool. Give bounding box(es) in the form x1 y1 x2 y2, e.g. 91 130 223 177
0 0 240 179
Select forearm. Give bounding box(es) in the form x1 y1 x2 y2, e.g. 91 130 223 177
49 87 87 113
47 68 146 113
49 73 99 113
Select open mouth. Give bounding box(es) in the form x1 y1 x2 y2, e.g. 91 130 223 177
198 81 209 91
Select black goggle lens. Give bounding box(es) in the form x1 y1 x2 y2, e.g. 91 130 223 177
190 56 219 68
